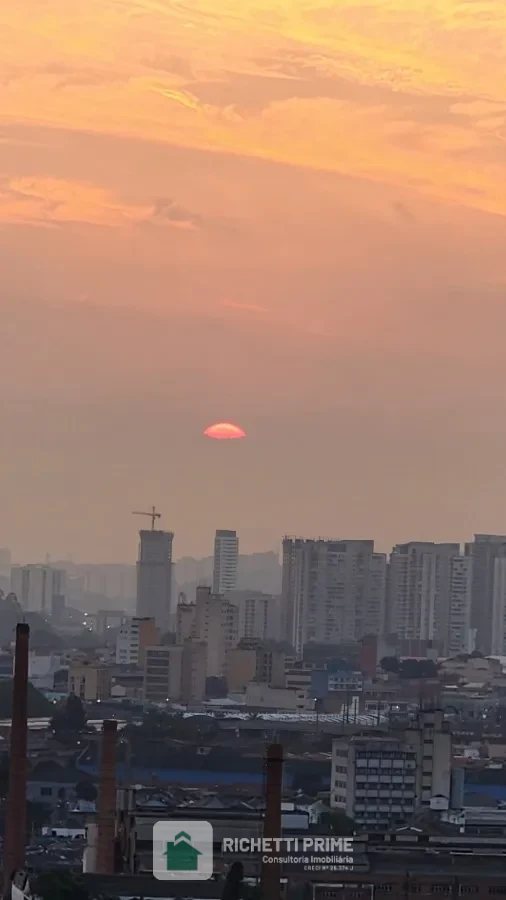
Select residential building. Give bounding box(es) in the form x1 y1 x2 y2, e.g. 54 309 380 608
181 641 207 704
193 585 238 677
176 599 195 643
225 646 257 691
68 660 111 701
331 709 452 827
282 537 385 654
225 590 281 642
255 645 286 688
11 564 66 614
387 542 466 652
491 557 506 655
143 645 183 704
467 534 506 654
448 555 473 655
0 548 11 579
136 529 174 633
115 617 160 666
212 529 239 594
284 660 313 692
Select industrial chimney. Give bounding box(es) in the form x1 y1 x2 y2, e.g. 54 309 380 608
2 623 30 898
260 743 283 900
96 719 118 874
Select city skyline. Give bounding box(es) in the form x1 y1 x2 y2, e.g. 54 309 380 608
2 2 506 562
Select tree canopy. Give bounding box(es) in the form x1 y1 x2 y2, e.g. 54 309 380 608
32 871 91 900
0 680 53 718
51 693 87 741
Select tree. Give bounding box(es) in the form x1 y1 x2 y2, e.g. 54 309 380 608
51 693 87 739
0 680 53 718
379 656 400 674
206 676 228 699
222 861 244 900
32 871 91 900
75 778 97 803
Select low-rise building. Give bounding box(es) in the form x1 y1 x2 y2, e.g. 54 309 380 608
68 660 111 701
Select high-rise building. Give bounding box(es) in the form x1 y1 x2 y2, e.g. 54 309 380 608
491 557 506 656
11 565 66 615
282 537 385 655
331 709 452 827
116 617 160 666
447 556 473 655
212 530 239 594
467 534 506 654
136 529 174 633
0 549 11 580
181 641 207 704
143 645 183 704
387 543 464 652
176 599 196 643
192 585 238 677
225 590 281 642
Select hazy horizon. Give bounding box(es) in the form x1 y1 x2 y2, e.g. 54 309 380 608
2 2 506 563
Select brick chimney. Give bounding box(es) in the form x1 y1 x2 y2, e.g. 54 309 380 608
260 743 283 900
96 719 118 874
2 623 30 898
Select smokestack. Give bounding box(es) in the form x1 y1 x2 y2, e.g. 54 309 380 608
260 743 283 900
2 623 30 898
96 719 118 875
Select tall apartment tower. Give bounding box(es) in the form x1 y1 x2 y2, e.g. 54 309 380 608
136 529 174 633
281 537 386 655
467 534 506 654
192 585 238 677
11 565 66 615
212 530 239 594
387 542 469 653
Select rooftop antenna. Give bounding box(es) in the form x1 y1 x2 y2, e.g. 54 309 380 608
132 506 161 531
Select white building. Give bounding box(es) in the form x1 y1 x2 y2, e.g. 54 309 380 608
387 542 469 653
136 529 174 633
468 534 506 654
448 556 473 655
282 538 385 654
115 616 160 666
225 590 281 642
212 530 239 594
11 565 66 615
193 585 238 677
331 709 452 827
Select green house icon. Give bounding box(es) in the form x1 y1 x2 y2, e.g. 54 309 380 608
164 830 202 871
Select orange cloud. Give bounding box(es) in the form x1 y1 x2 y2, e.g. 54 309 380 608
0 0 505 216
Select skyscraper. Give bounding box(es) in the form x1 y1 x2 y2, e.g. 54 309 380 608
467 534 506 654
281 537 385 655
136 529 174 633
212 529 239 594
387 542 469 654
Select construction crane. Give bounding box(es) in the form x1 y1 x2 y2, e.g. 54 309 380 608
132 505 161 530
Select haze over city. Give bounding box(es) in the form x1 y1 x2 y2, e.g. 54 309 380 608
2 1 506 563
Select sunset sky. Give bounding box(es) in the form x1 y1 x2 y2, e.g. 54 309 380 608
2 0 506 563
